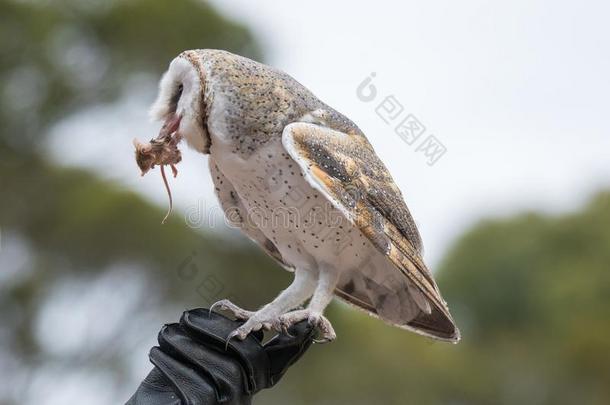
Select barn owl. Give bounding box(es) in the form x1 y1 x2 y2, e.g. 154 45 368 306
136 49 460 343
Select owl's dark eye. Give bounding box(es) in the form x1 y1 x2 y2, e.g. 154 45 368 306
169 83 184 111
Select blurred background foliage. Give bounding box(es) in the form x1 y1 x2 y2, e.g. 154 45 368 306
1 0 609 404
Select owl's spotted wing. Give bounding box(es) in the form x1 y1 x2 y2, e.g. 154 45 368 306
210 158 294 271
282 122 459 342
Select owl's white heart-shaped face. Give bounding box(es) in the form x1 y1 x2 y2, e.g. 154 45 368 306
149 54 210 154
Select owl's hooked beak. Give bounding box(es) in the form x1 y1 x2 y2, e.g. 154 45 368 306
159 113 182 140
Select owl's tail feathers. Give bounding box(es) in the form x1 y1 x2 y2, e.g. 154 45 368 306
335 270 460 343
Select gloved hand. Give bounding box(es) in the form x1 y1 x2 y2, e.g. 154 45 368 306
126 308 316 405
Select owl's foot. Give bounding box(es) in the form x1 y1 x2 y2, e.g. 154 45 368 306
210 299 255 321
223 312 288 350
226 317 280 340
212 300 284 348
213 302 334 345
278 309 336 343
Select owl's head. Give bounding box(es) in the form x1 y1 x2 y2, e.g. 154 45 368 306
149 51 210 154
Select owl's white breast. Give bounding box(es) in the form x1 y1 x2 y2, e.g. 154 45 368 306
211 133 372 272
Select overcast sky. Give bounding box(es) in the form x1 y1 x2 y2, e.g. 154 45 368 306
49 0 610 266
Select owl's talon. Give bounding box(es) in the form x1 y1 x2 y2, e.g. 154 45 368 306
308 313 336 343
278 309 336 342
224 318 268 348
279 321 295 338
225 328 245 350
210 299 254 320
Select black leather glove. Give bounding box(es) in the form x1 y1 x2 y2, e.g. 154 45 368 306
126 308 316 405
